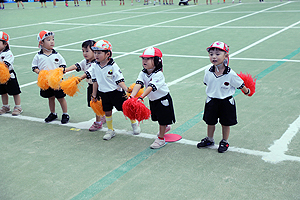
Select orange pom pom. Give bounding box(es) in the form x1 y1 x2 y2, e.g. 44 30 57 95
126 83 144 98
237 72 256 96
37 70 50 90
0 61 10 84
48 68 63 90
60 76 81 97
90 100 105 117
122 97 151 122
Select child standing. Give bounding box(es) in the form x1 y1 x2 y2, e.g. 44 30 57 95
64 40 106 131
88 40 140 140
130 47 175 149
197 41 251 153
0 31 23 116
32 30 69 124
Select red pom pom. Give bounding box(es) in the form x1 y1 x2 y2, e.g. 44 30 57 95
122 97 151 122
237 72 256 96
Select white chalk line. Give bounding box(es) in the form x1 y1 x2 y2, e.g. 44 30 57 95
2 113 300 164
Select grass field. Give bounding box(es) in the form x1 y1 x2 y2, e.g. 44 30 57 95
1 0 300 199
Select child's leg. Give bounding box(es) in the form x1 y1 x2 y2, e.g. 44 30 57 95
12 94 22 115
221 125 230 141
207 125 215 138
1 93 9 105
158 125 167 139
105 111 113 130
103 110 115 140
13 94 21 106
48 96 56 113
57 97 67 113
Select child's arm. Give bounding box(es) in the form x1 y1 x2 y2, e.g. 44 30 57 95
33 68 40 74
118 82 130 93
64 64 77 73
130 84 142 98
241 86 251 96
91 82 98 102
137 86 152 102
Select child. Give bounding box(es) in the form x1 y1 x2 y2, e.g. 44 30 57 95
32 30 69 124
120 0 124 5
64 40 106 131
0 31 23 116
40 0 47 8
74 0 79 6
88 40 141 140
101 0 106 6
16 0 25 9
197 41 251 153
130 47 175 149
86 0 91 6
0 0 4 9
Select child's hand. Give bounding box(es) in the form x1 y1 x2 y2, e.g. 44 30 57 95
244 88 251 96
91 96 97 102
76 77 82 83
137 96 144 103
127 87 132 93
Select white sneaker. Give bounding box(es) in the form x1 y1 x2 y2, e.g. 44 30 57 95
0 105 11 115
131 122 141 135
150 138 166 149
103 129 115 140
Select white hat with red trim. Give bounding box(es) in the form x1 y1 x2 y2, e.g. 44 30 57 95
91 40 112 51
0 31 10 46
37 30 54 48
207 41 229 66
139 47 162 58
206 41 229 53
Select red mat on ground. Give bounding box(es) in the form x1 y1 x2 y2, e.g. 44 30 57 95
164 134 182 142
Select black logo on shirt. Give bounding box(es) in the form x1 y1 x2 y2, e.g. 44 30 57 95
224 82 229 86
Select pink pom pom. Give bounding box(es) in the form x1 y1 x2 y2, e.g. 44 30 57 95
237 72 256 96
122 98 151 122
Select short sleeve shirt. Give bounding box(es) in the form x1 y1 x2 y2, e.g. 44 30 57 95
75 59 95 84
90 58 124 93
32 49 66 71
136 69 169 101
0 49 14 71
204 66 244 99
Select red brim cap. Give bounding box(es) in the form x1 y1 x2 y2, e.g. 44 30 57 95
140 47 162 58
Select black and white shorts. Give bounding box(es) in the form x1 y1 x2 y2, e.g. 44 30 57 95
40 88 66 99
203 96 237 126
99 89 127 112
0 70 21 96
149 93 176 126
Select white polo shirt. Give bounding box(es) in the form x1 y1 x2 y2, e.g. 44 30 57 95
204 65 244 99
136 69 169 101
75 59 95 84
32 49 66 71
0 49 14 71
90 58 124 93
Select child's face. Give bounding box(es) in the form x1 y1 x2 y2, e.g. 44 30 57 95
41 35 55 50
208 49 228 66
94 50 110 62
0 40 7 52
82 47 94 62
142 57 155 70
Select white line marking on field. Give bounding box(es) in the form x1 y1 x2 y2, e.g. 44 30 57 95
2 113 300 164
262 115 300 163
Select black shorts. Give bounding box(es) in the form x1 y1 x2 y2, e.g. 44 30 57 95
149 93 176 126
87 84 101 107
203 96 237 126
99 90 126 112
0 70 21 96
40 88 66 99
